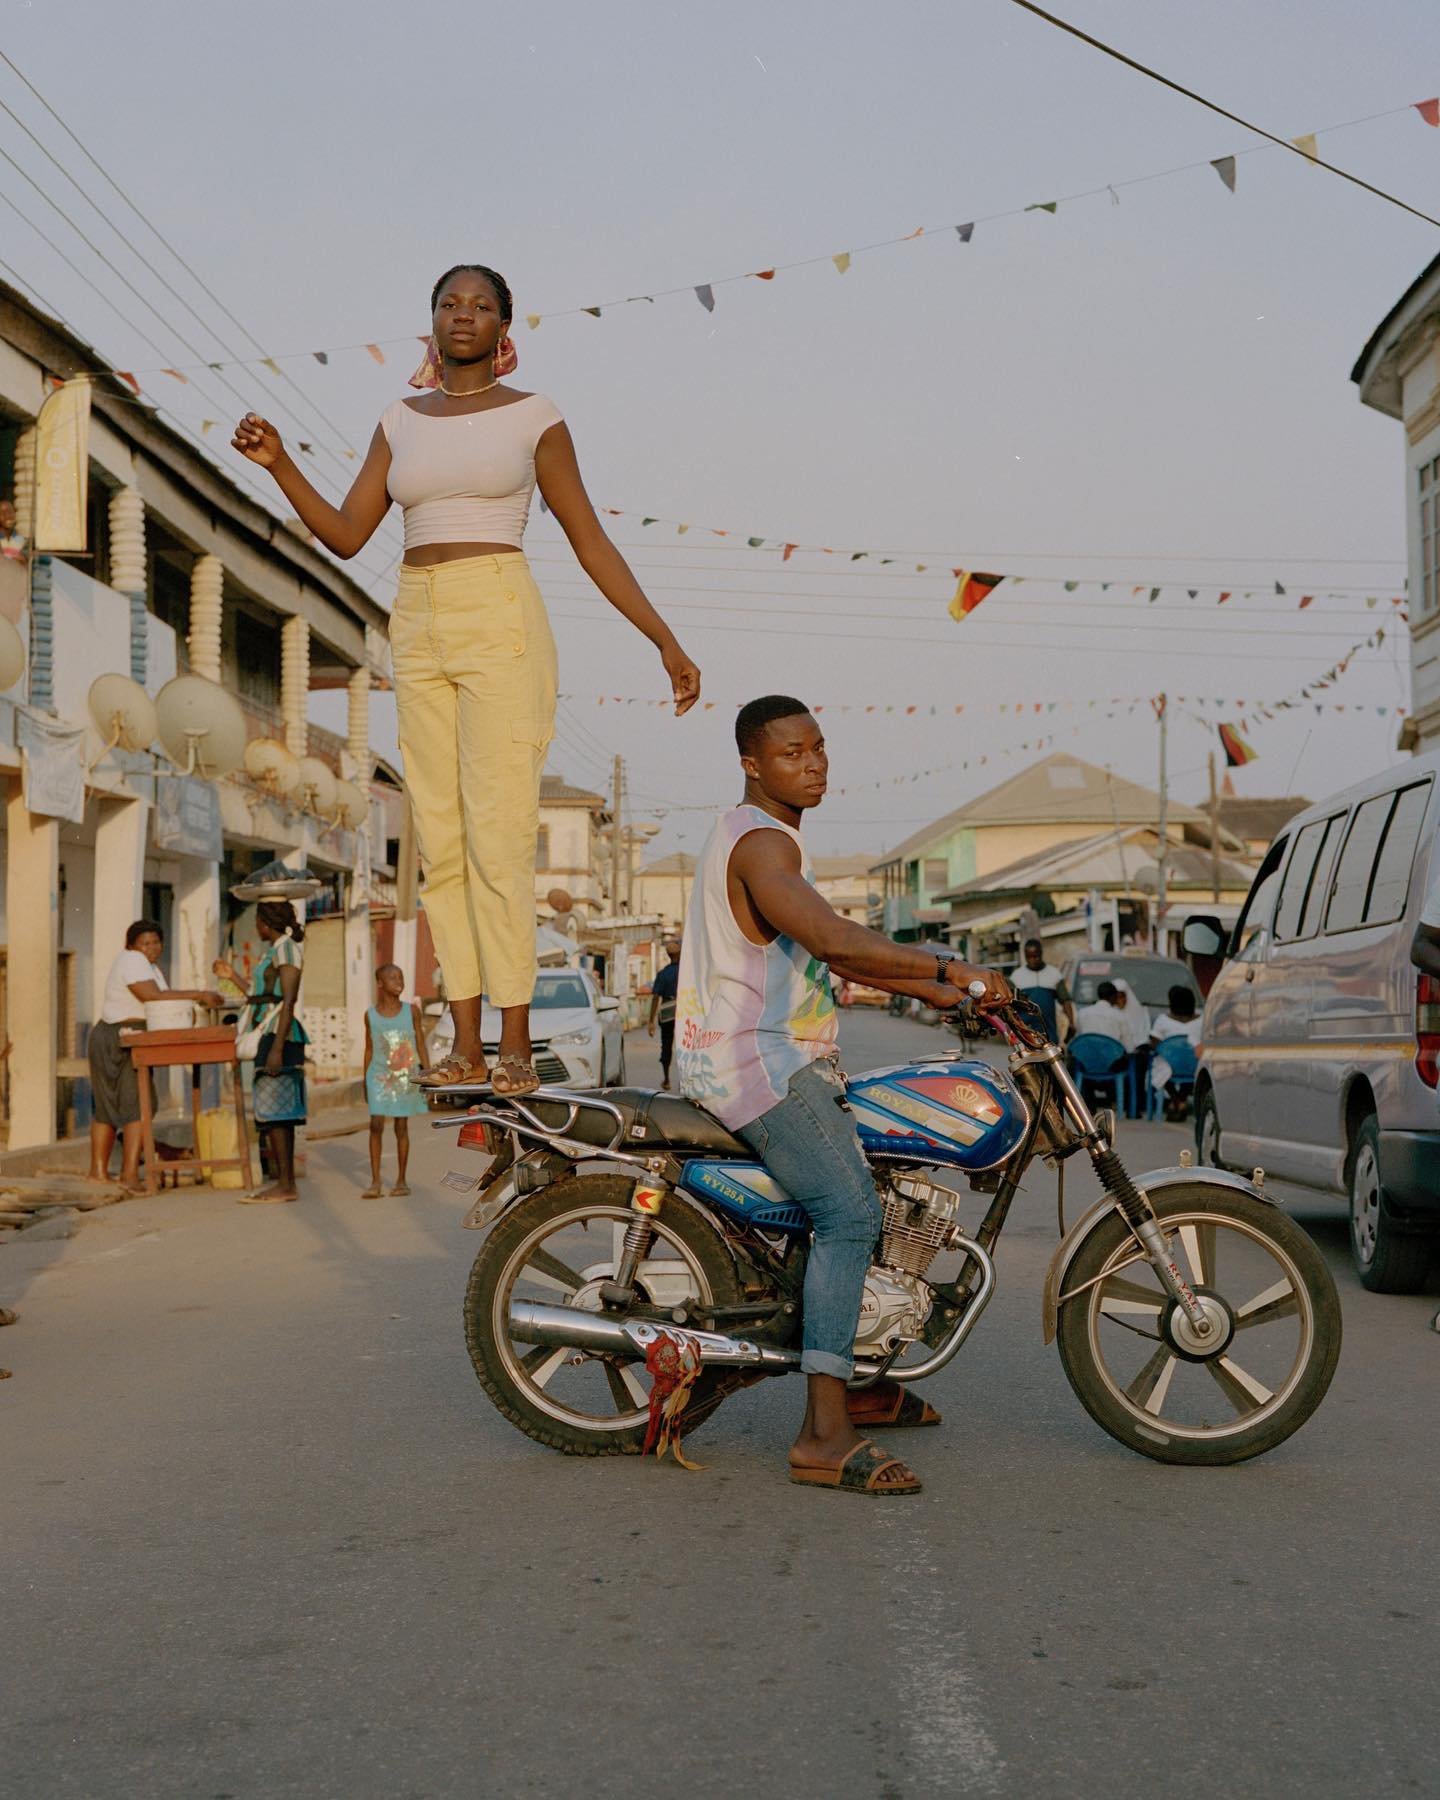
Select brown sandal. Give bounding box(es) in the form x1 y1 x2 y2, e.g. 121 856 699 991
847 1381 942 1429
490 1056 541 1097
789 1438 922 1496
419 1055 489 1089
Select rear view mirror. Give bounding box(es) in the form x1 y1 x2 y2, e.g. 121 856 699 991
596 996 620 1012
1182 917 1227 958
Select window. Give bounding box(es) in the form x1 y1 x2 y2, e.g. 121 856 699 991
923 857 948 894
536 824 551 870
1273 822 1327 942
1232 837 1287 960
1422 455 1440 622
1323 781 1431 933
1367 781 1431 925
1297 815 1345 939
233 607 281 706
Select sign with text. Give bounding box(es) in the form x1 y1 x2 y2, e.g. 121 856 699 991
153 775 222 861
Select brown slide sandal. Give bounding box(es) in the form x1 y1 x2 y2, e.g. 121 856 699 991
789 1438 922 1496
847 1382 942 1429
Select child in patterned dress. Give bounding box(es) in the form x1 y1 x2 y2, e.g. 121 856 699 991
362 964 430 1196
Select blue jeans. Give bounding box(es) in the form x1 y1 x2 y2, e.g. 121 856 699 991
736 1058 882 1380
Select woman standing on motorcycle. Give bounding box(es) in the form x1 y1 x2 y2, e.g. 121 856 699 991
233 264 701 1097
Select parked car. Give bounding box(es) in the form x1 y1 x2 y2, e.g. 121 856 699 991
1192 749 1440 1293
429 968 625 1090
1060 953 1201 1021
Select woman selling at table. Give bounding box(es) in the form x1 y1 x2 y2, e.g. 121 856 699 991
231 263 701 1097
87 918 223 1192
217 900 308 1204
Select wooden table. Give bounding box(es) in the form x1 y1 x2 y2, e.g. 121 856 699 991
119 1025 254 1196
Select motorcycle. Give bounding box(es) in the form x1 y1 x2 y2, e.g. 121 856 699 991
435 989 1341 1467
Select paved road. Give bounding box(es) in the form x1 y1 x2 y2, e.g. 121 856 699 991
3 1011 1436 1798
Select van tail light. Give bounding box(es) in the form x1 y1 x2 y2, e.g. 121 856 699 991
1416 974 1440 1089
457 1118 499 1153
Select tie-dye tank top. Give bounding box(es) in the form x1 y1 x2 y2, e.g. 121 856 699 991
675 805 838 1130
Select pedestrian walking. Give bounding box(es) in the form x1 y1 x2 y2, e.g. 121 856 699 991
217 901 307 1204
233 264 701 1099
1007 937 1076 1041
362 963 430 1196
647 938 682 1088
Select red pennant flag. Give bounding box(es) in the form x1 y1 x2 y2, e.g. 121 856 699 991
1416 98 1440 127
782 543 798 561
1218 591 1232 605
949 571 1002 621
1299 595 1314 609
752 269 776 281
1218 722 1258 767
365 343 385 363
160 368 188 383
114 371 141 395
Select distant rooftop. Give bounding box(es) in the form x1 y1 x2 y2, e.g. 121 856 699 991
1217 795 1310 845
541 773 606 808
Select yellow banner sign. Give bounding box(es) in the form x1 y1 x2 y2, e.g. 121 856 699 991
33 379 91 553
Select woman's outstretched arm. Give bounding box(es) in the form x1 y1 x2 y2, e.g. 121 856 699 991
535 422 700 716
232 416 393 560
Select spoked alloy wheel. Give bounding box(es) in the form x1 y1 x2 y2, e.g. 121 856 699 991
1056 1183 1341 1466
463 1173 740 1455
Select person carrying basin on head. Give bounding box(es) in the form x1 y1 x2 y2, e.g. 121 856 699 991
676 695 1011 1497
233 263 701 1099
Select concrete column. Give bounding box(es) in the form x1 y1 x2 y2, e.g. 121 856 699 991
188 554 223 682
346 666 371 778
390 916 418 999
281 615 309 757
90 798 149 1024
174 860 221 995
108 487 147 685
7 781 60 1148
344 874 372 1076
11 426 36 540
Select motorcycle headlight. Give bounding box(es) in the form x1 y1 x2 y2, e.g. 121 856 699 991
548 1027 597 1049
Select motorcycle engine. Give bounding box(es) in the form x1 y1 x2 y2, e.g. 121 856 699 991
877 1171 963 1279
854 1266 933 1356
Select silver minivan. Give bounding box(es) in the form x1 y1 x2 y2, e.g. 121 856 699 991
1194 749 1440 1293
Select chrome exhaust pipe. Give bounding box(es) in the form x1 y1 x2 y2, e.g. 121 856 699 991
508 1300 800 1370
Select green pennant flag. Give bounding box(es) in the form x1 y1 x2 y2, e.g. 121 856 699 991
1026 201 1058 215
583 307 602 318
747 537 765 548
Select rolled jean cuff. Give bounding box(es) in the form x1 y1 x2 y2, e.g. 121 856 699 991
800 1348 854 1380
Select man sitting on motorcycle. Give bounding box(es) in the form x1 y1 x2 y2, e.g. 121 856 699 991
675 695 1011 1495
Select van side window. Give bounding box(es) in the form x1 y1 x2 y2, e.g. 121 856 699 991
1274 821 1327 942
1324 780 1433 933
1232 836 1287 960
1297 814 1344 939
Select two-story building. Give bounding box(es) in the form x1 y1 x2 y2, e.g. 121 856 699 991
1352 249 1440 749
0 278 392 1147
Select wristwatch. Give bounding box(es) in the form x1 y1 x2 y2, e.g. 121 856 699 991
935 952 958 986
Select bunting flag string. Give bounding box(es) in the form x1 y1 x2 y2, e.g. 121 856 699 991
112 96 1438 381
565 691 1403 719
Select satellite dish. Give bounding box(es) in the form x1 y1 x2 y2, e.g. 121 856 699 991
333 778 368 831
243 736 301 800
88 673 157 756
0 615 26 692
294 755 338 818
154 674 247 779
546 887 575 914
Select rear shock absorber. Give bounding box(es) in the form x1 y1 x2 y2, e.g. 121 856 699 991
1090 1147 1211 1337
599 1180 667 1309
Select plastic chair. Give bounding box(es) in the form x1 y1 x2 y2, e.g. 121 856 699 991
1147 1035 1199 1121
1066 1033 1130 1110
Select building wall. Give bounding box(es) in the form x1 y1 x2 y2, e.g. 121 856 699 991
1401 334 1440 745
537 804 603 904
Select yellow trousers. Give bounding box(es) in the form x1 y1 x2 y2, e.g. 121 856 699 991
390 554 557 1009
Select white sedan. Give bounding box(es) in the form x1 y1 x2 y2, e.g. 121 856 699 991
428 968 626 1090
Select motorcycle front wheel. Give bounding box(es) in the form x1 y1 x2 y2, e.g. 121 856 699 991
1055 1182 1341 1467
463 1172 742 1456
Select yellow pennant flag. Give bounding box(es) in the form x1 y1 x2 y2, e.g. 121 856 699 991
262 357 283 376
526 314 541 330
200 419 216 434
832 252 851 275
676 523 689 534
1292 133 1318 161
33 378 92 552
365 344 385 364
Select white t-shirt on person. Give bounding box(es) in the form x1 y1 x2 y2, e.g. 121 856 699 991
1151 1012 1202 1048
101 949 166 1024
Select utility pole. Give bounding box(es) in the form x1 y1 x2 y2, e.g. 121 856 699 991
609 754 623 919
1208 752 1222 903
1155 692 1169 953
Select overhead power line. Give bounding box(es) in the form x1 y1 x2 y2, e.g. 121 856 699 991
1005 0 1440 229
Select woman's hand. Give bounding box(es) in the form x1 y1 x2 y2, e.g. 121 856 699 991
232 413 284 468
661 641 701 717
263 1045 284 1077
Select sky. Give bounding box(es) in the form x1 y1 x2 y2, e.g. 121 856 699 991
0 0 1434 865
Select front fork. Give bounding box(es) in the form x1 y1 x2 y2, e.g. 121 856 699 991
1040 1049 1215 1341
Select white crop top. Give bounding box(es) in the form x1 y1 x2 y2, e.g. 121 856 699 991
380 393 564 551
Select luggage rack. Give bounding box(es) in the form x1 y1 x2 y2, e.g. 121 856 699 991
429 1085 631 1158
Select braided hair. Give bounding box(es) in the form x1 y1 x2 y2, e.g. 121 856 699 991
255 899 305 943
430 264 513 323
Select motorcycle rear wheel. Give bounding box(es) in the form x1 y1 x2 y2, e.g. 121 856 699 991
1055 1182 1341 1467
464 1172 742 1456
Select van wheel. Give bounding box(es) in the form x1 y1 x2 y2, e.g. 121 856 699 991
1194 1088 1225 1170
1349 1115 1433 1294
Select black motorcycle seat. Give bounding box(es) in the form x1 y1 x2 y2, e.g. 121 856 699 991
518 1087 750 1157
